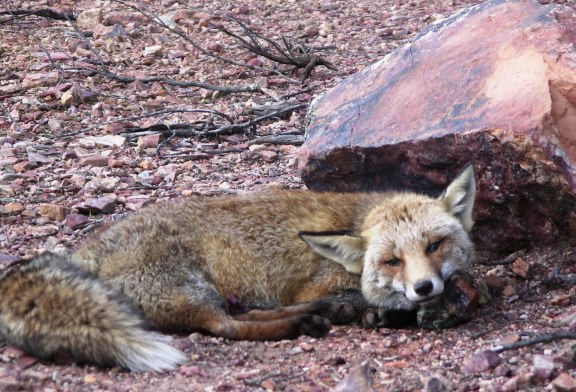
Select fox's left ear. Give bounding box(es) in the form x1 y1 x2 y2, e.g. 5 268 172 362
299 230 365 274
439 164 476 232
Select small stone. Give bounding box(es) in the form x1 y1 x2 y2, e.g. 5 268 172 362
247 57 263 67
502 285 516 297
143 45 163 57
461 350 502 374
108 159 125 168
13 161 37 173
532 354 576 381
501 374 531 392
424 375 452 392
79 135 125 148
22 72 59 89
249 144 266 152
125 195 153 211
512 258 530 278
303 25 319 37
384 360 410 369
497 333 520 346
27 150 54 164
84 177 119 192
179 365 202 377
66 213 90 229
484 273 505 294
77 8 103 30
79 154 110 167
80 194 118 214
38 204 68 221
83 374 98 384
102 11 149 26
332 361 374 392
103 123 125 134
60 87 76 106
237 4 250 14
137 134 162 149
2 202 25 214
17 356 38 370
552 372 576 392
47 118 62 131
4 346 25 358
140 160 157 170
259 150 278 162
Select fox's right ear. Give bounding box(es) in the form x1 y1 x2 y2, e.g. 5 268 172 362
299 230 365 274
440 164 476 232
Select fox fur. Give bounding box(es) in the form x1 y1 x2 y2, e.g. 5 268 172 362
0 165 476 372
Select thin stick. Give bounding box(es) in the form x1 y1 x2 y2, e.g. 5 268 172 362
492 330 576 353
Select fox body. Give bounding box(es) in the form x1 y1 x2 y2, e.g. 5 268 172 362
0 165 476 372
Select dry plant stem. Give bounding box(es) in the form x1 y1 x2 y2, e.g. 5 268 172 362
8 4 263 94
62 108 234 137
85 68 263 94
6 9 66 83
0 8 76 21
217 15 337 81
492 330 576 353
122 102 307 139
63 14 108 70
248 134 304 146
110 0 300 84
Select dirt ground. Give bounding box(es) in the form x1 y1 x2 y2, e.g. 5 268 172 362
1 0 575 390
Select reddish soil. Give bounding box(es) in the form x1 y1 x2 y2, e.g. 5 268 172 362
1 0 575 390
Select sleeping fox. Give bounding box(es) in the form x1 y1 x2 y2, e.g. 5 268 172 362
0 165 476 372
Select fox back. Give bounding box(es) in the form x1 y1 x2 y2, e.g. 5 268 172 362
0 165 476 372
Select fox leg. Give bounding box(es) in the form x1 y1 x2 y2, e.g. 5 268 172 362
197 305 332 340
145 295 333 340
113 273 333 341
233 300 356 324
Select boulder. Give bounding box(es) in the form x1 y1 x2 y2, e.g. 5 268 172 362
301 0 576 253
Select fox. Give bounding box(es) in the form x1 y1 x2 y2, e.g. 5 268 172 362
0 164 476 372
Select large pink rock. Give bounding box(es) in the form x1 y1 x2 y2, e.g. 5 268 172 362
300 0 576 253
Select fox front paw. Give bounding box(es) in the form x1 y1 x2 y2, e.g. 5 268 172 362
309 300 356 324
362 308 417 329
297 315 332 338
362 308 389 328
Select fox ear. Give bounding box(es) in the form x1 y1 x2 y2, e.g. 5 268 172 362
299 230 365 274
440 164 476 232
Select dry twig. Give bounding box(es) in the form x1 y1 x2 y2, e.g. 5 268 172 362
216 14 337 81
0 8 76 22
121 102 307 139
492 330 576 353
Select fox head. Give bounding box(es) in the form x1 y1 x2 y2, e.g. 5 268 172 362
300 165 476 310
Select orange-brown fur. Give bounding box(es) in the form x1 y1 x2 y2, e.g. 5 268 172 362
0 166 476 372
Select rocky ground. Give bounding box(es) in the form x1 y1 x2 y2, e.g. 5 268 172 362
1 0 575 390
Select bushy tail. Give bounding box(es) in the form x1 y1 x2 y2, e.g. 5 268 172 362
0 253 186 372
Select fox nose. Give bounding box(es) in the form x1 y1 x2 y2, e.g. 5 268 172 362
414 280 434 296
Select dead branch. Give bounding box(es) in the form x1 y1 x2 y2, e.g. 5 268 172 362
4 9 66 83
110 0 300 85
61 108 234 138
0 8 76 21
478 249 529 266
216 14 337 81
492 330 576 353
121 102 307 139
84 68 262 94
248 134 304 146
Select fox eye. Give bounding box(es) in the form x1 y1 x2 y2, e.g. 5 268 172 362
427 240 443 253
384 258 401 267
